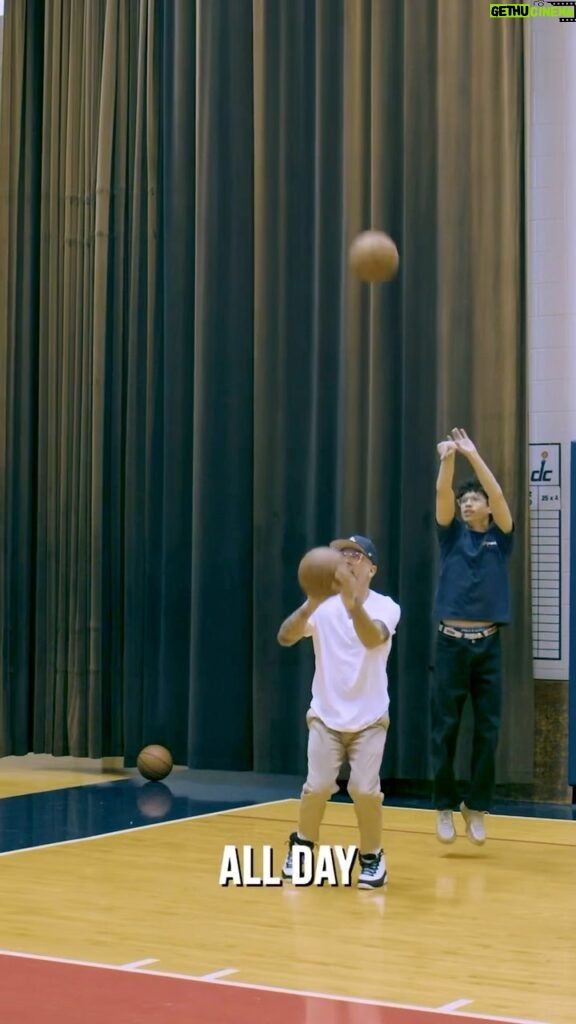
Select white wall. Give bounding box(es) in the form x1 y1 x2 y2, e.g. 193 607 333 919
527 19 576 681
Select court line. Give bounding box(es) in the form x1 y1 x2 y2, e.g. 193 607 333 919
228 810 575 848
230 799 576 827
1 796 570 857
3 794 569 851
437 999 474 1012
0 950 550 1024
0 798 293 858
120 958 159 969
199 967 239 980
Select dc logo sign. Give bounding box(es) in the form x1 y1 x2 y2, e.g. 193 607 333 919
530 450 553 482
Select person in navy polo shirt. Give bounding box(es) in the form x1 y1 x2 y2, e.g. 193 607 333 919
432 427 514 846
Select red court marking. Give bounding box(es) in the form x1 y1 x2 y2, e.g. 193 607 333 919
0 953 545 1024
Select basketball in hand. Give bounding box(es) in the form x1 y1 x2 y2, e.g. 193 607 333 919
298 547 344 600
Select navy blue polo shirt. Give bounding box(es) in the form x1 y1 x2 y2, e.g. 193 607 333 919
434 518 514 624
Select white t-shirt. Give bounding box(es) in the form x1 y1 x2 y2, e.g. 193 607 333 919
304 591 401 732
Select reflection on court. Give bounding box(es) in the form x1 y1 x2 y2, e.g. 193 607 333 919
0 775 573 1023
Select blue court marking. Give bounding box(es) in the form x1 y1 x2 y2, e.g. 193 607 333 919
1 774 573 856
0 779 257 854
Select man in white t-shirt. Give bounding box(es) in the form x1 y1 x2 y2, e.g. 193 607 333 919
277 535 401 889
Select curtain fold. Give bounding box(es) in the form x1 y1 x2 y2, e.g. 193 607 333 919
187 0 255 768
0 0 532 784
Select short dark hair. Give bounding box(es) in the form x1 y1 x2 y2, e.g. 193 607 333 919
456 478 489 503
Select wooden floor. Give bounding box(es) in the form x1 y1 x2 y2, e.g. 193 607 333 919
0 762 574 1024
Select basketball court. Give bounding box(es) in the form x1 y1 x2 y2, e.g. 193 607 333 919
0 761 574 1024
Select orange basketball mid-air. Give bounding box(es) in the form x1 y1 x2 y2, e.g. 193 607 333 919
349 230 399 283
298 547 344 601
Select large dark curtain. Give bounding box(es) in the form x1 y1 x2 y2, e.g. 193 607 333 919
0 0 532 784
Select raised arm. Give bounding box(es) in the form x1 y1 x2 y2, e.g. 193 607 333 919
347 600 390 649
277 598 321 647
436 438 457 526
335 564 390 649
450 428 513 533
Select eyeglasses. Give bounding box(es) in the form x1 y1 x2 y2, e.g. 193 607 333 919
340 549 365 562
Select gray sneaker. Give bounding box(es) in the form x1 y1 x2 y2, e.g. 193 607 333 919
460 802 486 845
436 809 456 844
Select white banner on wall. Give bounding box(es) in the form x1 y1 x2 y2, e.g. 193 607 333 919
529 443 562 663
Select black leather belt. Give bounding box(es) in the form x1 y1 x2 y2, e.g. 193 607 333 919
439 623 498 640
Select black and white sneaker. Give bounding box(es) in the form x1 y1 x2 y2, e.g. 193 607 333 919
357 850 387 889
282 831 315 880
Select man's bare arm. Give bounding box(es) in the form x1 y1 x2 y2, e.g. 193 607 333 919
436 438 457 526
335 564 390 649
277 599 321 647
347 601 389 649
451 428 513 533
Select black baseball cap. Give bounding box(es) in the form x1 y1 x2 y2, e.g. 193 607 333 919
330 535 378 566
